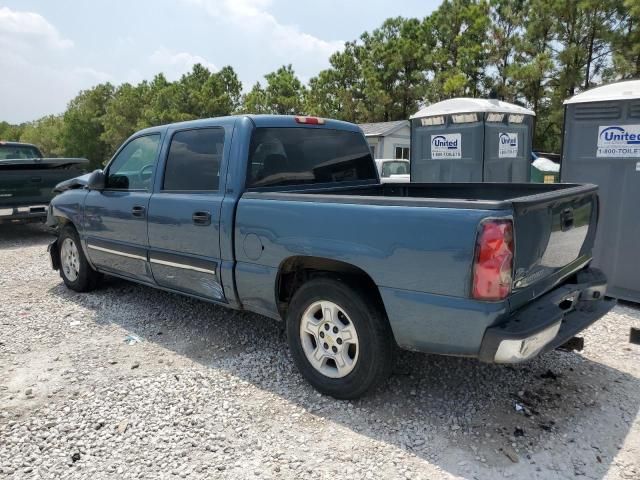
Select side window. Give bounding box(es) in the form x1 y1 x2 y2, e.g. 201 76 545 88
163 128 224 191
106 134 161 191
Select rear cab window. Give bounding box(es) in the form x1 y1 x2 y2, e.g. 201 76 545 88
0 144 42 160
381 161 410 177
162 128 225 192
246 128 377 189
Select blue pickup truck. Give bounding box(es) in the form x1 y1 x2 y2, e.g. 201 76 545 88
47 115 615 398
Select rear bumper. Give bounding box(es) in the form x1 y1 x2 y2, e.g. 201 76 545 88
478 268 615 363
0 205 48 224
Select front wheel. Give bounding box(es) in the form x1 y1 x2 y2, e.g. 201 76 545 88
58 225 101 292
286 277 395 399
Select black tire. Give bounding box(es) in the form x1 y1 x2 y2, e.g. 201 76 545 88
286 277 395 399
58 225 101 292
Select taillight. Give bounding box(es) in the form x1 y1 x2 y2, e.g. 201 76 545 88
295 116 325 125
472 219 514 301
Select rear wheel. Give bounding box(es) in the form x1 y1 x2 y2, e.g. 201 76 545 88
58 225 101 292
286 277 394 399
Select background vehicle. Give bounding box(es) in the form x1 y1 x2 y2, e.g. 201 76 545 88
0 141 88 224
47 115 614 399
374 158 410 183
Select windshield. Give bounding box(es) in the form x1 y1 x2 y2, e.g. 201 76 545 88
247 127 377 189
381 161 409 177
0 144 42 160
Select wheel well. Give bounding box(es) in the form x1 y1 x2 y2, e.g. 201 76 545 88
59 217 73 228
52 215 71 230
275 256 387 319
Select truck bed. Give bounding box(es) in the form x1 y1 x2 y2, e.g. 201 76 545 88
0 158 89 209
241 181 598 314
244 182 597 210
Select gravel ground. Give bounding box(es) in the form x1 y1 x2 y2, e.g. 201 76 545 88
1 223 639 480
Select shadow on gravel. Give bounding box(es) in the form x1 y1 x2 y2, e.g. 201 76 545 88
0 222 52 249
49 273 640 479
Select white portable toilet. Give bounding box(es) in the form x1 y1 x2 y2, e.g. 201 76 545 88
562 80 640 302
410 98 535 183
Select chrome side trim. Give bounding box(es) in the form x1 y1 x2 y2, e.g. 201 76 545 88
87 244 147 261
150 257 216 275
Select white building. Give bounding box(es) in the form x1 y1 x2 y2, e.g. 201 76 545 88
359 120 410 159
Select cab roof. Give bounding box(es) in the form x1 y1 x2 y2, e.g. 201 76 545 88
135 115 362 136
0 141 39 148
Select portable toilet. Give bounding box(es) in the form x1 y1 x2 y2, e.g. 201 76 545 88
562 80 640 303
410 98 535 182
531 153 561 183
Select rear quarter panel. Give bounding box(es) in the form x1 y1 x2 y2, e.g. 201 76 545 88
234 196 509 327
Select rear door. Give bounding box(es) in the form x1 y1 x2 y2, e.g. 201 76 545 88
147 126 228 301
84 134 161 282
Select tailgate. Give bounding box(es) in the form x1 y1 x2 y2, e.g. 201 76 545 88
0 159 88 208
510 184 598 303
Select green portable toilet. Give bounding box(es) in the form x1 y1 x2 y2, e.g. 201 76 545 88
530 153 560 183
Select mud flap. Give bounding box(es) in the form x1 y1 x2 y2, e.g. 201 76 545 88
48 239 60 271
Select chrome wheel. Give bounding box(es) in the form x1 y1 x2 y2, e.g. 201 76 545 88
299 300 359 379
60 237 80 282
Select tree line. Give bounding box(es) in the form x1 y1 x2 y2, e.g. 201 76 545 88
1 0 638 168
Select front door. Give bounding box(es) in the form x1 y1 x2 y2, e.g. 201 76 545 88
84 134 161 282
147 127 226 300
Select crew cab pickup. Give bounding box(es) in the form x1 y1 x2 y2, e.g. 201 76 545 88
0 141 88 224
46 115 615 399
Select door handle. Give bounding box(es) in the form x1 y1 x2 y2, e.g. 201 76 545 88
30 176 42 183
131 205 146 218
192 211 211 226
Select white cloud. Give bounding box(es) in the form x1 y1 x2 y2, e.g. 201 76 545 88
149 47 218 81
0 6 73 51
0 2 346 123
185 0 343 60
0 7 111 123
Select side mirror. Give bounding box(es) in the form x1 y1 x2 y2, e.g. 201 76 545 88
87 169 106 190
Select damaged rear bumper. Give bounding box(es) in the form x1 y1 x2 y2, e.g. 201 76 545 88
479 268 616 363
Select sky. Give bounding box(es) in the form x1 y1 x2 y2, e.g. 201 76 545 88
0 0 440 123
